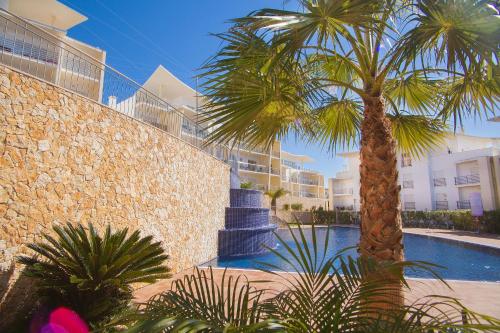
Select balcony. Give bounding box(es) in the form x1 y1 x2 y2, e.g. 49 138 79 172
299 179 319 186
435 201 449 210
433 178 446 187
253 184 267 191
335 205 354 211
300 192 319 198
457 200 471 209
181 120 208 139
270 167 280 175
335 171 352 179
402 180 414 189
454 174 480 185
291 191 319 199
0 33 59 65
238 162 269 174
404 202 416 210
333 188 353 195
238 144 270 155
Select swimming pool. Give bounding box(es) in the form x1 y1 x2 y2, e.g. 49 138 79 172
205 226 500 282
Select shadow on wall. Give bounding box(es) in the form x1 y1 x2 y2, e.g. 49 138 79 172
0 264 38 332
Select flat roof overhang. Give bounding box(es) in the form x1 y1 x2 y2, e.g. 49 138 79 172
9 0 87 31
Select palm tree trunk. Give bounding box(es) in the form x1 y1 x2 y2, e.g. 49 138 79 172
359 95 404 307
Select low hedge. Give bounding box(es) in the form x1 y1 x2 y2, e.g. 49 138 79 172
312 210 360 225
310 210 500 234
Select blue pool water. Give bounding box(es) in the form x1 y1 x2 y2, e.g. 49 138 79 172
205 227 500 282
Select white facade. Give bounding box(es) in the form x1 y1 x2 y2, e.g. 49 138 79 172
329 133 500 212
0 0 106 102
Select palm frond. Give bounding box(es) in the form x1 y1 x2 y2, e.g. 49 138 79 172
388 112 447 158
200 28 318 149
393 0 500 72
384 71 442 114
132 267 281 332
439 66 500 128
308 97 362 152
235 0 386 74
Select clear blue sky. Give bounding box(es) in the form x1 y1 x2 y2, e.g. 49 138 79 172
61 0 499 182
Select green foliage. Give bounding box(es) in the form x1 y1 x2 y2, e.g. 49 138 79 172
290 203 303 211
264 188 289 207
17 223 170 325
312 210 359 225
282 204 290 211
127 268 283 332
199 0 499 155
483 210 500 234
240 182 253 189
402 210 474 230
311 210 500 234
124 225 500 332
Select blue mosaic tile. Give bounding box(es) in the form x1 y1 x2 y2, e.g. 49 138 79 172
218 189 278 258
230 189 262 207
218 225 277 258
225 207 270 229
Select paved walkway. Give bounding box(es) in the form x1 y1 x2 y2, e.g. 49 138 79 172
403 228 500 250
135 268 500 318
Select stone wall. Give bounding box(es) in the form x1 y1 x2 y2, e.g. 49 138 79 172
0 66 229 321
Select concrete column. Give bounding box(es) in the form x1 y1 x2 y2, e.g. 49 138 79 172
490 155 500 209
478 157 496 211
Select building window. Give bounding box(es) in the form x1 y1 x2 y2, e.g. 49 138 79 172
401 153 412 167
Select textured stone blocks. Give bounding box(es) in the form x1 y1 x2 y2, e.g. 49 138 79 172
0 65 230 323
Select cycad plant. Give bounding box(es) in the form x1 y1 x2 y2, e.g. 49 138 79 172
126 225 500 332
18 223 170 325
200 0 500 303
264 188 289 215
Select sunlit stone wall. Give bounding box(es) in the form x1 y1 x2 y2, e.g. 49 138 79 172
0 65 229 323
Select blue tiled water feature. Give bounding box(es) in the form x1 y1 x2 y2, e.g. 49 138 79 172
218 189 277 258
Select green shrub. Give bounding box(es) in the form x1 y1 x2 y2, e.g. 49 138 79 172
310 209 499 233
311 210 359 225
483 210 500 234
291 203 303 211
18 223 170 326
282 204 290 211
240 182 253 189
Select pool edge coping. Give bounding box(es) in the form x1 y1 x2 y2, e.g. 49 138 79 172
196 266 500 285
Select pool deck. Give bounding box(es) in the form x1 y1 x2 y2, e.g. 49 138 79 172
403 228 500 250
135 267 500 318
134 228 500 318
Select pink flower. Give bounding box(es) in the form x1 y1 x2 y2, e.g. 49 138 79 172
39 307 89 333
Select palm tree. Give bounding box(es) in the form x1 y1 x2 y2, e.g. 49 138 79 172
264 188 289 215
200 0 499 304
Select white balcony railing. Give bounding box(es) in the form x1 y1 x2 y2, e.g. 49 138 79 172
333 188 353 195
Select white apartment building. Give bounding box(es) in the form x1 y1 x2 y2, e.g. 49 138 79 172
237 145 327 210
120 65 328 210
329 133 500 212
0 0 106 102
